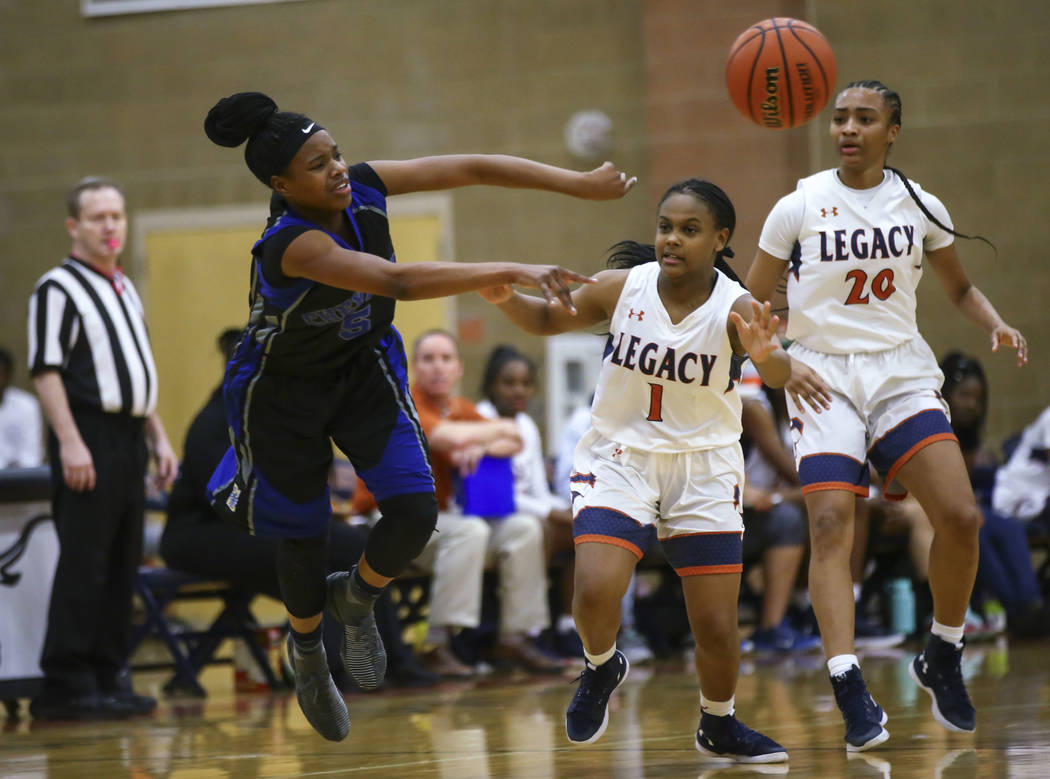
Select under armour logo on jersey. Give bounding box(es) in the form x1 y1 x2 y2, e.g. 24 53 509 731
627 308 644 321
612 447 623 458
820 206 838 218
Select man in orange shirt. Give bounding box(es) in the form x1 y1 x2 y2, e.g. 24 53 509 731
354 329 562 675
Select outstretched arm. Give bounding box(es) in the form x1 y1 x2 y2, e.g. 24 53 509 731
928 244 1028 367
282 229 591 309
479 268 627 335
369 156 637 199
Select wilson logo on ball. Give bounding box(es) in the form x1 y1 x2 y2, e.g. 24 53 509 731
726 17 837 130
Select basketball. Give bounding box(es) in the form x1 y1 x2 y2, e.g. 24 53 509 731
725 17 836 129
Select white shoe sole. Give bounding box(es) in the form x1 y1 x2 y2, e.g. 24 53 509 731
908 659 976 733
695 734 789 763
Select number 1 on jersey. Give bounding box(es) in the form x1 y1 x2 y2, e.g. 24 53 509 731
647 382 664 422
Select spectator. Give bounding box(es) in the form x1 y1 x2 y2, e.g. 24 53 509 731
940 353 1049 637
0 346 44 468
354 330 563 675
475 346 582 653
160 329 437 690
736 362 819 653
27 177 179 720
992 404 1050 533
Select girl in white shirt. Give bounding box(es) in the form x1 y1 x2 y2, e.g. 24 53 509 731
746 80 1027 751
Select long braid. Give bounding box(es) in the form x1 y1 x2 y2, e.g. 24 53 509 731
846 80 997 257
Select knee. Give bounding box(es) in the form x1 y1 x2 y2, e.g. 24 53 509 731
506 512 544 546
808 507 850 554
455 515 491 551
369 492 439 574
944 501 984 538
695 607 737 648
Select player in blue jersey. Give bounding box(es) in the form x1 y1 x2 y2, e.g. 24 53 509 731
482 179 791 765
202 91 635 740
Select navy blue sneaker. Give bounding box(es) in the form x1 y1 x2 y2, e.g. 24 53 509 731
695 712 788 763
747 621 823 653
831 666 889 751
565 650 629 744
909 635 976 732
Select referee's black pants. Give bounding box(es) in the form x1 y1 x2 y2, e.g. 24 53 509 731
41 409 146 697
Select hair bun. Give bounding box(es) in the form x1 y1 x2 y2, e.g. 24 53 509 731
204 92 278 147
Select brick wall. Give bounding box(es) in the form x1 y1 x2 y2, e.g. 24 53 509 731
2 0 1046 447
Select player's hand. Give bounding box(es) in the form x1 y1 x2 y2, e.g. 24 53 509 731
575 161 638 200
510 265 595 314
730 300 781 364
990 324 1027 367
785 356 833 414
60 438 96 492
478 284 513 304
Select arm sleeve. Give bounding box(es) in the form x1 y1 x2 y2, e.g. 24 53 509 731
918 190 955 251
513 414 556 518
757 190 805 261
27 281 76 375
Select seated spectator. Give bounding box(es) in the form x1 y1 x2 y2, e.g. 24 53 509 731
737 362 819 652
0 346 44 468
354 330 563 675
160 329 436 690
992 403 1050 534
475 346 581 653
941 353 1049 637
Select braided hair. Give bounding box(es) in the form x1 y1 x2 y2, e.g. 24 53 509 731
606 178 742 283
844 80 996 256
204 92 324 187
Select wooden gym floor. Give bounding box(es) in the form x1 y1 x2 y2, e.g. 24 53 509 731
3 637 1048 778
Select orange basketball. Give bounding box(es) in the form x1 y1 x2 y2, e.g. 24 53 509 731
725 17 836 129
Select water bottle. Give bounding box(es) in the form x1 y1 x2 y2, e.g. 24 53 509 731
887 577 916 636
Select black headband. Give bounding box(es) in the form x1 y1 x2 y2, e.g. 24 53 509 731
247 116 325 184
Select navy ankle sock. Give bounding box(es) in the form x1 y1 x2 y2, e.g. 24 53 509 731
351 565 384 599
290 623 324 655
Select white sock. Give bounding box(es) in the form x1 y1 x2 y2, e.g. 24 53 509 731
585 645 616 667
827 653 859 677
700 694 734 717
557 613 577 633
931 620 964 647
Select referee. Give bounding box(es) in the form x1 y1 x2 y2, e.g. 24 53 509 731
26 176 178 721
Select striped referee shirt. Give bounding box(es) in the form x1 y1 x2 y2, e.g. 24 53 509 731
27 256 158 417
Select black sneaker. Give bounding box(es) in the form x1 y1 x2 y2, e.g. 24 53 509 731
695 712 788 763
565 650 629 744
831 666 889 751
286 635 350 742
326 571 387 691
909 635 976 732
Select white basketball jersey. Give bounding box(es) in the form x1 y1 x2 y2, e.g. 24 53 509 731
589 263 747 452
759 169 955 354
